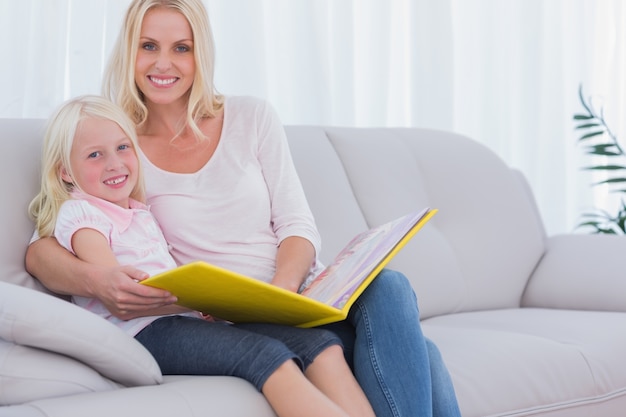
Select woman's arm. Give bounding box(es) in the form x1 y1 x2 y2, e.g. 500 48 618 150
271 236 316 292
25 236 179 320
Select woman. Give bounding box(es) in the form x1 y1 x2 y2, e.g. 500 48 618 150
26 1 461 416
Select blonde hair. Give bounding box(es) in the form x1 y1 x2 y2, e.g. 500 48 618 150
29 95 146 238
102 0 224 139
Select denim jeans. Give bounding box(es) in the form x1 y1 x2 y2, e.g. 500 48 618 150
320 269 461 417
135 316 341 391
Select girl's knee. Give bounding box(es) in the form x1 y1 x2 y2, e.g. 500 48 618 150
317 344 345 361
306 344 348 376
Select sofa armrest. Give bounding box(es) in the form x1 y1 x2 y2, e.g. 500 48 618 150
522 234 626 311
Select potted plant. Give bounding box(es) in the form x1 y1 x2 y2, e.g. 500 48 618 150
574 85 626 234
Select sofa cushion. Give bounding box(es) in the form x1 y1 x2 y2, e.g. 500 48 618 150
286 126 546 318
0 339 120 405
423 308 626 417
0 282 162 388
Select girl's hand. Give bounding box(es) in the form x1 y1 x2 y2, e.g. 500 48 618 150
92 264 178 320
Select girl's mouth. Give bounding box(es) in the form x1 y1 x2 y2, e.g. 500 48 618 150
104 175 127 186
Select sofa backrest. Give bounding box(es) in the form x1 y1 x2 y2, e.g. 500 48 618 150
0 119 547 319
0 119 50 293
285 126 547 319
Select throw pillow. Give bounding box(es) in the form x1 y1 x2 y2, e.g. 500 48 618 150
0 282 162 388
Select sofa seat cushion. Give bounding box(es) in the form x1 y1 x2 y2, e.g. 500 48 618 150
0 282 162 390
0 340 121 405
3 376 276 417
423 308 626 417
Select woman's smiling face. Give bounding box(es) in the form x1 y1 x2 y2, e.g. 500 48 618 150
134 7 196 107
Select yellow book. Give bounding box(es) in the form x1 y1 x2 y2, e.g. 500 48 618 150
141 208 437 328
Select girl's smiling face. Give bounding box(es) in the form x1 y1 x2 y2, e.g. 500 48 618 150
62 117 139 208
134 7 196 108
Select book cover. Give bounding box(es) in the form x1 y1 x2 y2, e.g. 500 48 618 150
141 207 436 327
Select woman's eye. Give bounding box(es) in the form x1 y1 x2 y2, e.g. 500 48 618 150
142 42 157 51
175 45 190 53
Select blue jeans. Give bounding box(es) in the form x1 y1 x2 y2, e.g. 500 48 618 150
320 269 461 417
135 316 341 391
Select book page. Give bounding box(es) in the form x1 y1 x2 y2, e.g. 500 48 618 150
301 209 429 308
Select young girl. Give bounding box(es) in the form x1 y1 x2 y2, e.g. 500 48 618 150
28 95 375 417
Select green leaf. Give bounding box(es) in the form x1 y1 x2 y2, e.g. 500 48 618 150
575 123 602 130
593 178 626 186
582 165 626 171
573 114 594 120
579 131 605 140
617 217 626 232
577 221 601 227
585 144 620 156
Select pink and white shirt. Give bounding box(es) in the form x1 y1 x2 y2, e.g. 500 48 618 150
55 190 200 335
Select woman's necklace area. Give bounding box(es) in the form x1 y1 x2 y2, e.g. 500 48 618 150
167 134 212 153
141 114 223 172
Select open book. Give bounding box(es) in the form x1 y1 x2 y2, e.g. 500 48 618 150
141 207 436 328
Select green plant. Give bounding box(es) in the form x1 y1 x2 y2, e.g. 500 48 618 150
574 85 626 234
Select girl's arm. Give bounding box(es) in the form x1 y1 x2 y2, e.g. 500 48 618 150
25 236 179 320
271 236 316 292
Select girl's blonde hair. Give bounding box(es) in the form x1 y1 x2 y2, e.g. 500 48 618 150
29 95 145 238
102 0 224 140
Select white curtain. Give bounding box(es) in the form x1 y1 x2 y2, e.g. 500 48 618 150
2 0 625 236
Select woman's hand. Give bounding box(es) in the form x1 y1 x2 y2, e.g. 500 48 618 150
271 236 315 293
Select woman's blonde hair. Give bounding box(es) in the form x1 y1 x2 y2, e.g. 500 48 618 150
28 95 145 238
102 0 224 140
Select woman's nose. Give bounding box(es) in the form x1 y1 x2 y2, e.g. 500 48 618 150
155 51 172 72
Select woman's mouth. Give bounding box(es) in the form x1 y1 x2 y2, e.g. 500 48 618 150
149 76 178 86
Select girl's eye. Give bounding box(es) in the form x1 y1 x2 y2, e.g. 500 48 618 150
87 151 100 159
118 144 131 151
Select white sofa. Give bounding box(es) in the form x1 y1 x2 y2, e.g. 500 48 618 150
2 119 626 417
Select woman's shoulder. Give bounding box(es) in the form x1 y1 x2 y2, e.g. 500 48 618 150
224 95 281 128
225 94 269 107
224 95 277 116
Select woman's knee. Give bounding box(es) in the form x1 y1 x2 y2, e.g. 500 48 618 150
426 338 455 379
358 269 418 313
